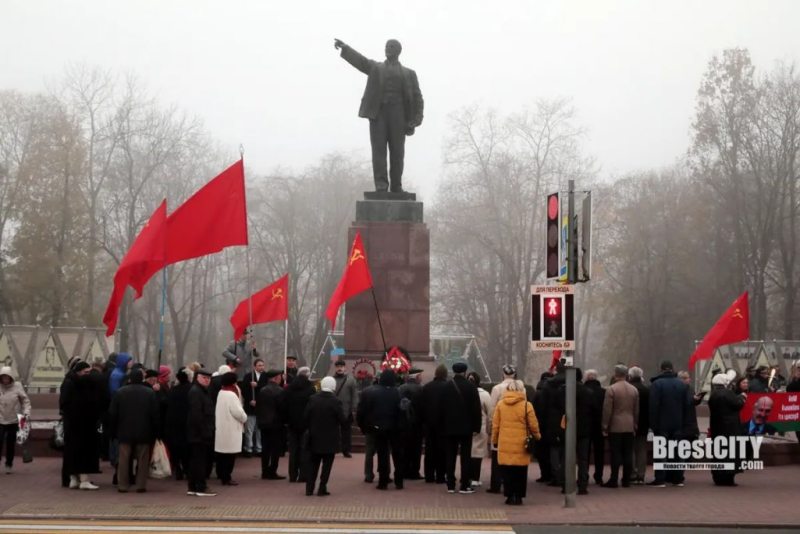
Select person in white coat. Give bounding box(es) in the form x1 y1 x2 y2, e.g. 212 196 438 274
486 364 517 493
214 372 247 486
467 372 492 487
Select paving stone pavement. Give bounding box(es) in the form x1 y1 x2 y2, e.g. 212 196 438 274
0 455 796 527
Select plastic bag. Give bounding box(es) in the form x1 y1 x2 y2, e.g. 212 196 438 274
51 420 65 450
149 439 172 479
16 415 30 445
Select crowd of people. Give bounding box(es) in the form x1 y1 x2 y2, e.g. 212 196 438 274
0 348 799 505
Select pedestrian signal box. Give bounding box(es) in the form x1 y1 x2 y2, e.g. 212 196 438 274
531 285 575 350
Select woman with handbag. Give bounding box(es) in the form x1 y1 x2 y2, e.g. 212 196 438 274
491 380 540 505
0 366 31 474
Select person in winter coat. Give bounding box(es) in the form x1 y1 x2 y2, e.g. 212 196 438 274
420 364 448 484
108 369 160 493
187 369 216 496
539 365 566 487
627 366 650 485
491 380 541 505
332 359 358 457
708 370 745 486
601 365 639 488
214 372 247 486
0 366 31 474
256 369 286 479
787 364 800 443
649 360 692 487
439 362 482 494
467 371 492 488
165 368 192 480
488 365 518 493
108 353 132 396
554 368 594 494
357 369 404 489
304 376 347 496
241 358 269 457
282 367 316 482
583 369 606 485
60 361 103 490
398 368 425 480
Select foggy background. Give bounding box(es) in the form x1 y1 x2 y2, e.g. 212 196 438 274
2 0 800 381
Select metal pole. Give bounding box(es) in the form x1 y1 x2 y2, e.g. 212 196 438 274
370 288 388 356
563 179 577 508
157 268 167 369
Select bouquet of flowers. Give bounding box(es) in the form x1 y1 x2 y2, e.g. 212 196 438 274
381 346 411 375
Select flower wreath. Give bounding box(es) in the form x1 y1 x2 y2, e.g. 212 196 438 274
381 345 411 374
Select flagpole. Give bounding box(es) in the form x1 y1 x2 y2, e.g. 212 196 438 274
283 319 289 378
370 288 388 356
241 146 256 401
157 268 167 369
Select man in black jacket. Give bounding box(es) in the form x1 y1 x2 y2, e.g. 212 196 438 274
397 368 424 479
241 358 268 457
556 368 593 494
583 369 606 485
186 369 216 497
533 371 554 484
256 369 286 480
649 360 691 487
304 376 347 496
627 366 650 484
282 366 316 482
357 369 404 490
540 365 566 487
108 369 159 493
421 364 448 484
439 362 481 494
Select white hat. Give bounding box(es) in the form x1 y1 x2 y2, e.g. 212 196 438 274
320 376 336 392
217 364 231 376
0 366 13 380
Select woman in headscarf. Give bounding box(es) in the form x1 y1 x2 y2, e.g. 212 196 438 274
214 372 247 486
708 370 745 486
0 366 31 474
60 361 103 489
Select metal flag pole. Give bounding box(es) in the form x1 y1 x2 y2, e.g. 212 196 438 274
370 288 388 357
283 319 289 378
157 268 167 369
241 146 256 400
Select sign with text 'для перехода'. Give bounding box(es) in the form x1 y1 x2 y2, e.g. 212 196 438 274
531 284 575 351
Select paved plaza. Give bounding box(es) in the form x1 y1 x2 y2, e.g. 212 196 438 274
0 454 796 531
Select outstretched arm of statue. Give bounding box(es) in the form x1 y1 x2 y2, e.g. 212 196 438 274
334 37 374 75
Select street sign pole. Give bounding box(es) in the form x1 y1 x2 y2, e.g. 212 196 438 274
564 179 577 508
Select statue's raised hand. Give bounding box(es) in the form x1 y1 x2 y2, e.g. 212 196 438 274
334 38 346 50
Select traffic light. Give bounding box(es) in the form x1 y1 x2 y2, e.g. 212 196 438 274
541 295 565 339
546 192 561 280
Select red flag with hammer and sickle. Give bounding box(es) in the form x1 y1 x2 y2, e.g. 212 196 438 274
230 274 289 340
688 291 750 370
325 232 374 330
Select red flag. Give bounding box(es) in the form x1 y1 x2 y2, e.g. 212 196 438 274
325 232 373 330
549 350 562 372
165 159 248 265
688 291 750 370
102 200 168 336
230 274 289 340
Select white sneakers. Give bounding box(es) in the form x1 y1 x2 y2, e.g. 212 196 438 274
4 465 11 474
69 476 79 489
79 481 99 490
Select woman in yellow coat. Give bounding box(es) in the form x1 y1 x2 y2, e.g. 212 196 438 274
491 380 541 505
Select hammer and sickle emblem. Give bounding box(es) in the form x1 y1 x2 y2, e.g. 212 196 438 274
271 288 284 300
349 248 365 265
732 308 744 319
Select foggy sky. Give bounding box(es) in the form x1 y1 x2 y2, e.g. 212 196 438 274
3 0 800 200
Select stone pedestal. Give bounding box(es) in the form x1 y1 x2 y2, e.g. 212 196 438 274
344 193 430 362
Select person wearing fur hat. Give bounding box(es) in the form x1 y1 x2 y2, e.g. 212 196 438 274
214 372 247 486
0 366 31 474
187 368 216 496
708 369 745 486
487 364 518 493
303 376 347 496
60 361 103 490
357 369 405 490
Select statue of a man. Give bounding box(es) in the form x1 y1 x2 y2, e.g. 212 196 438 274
334 38 424 194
